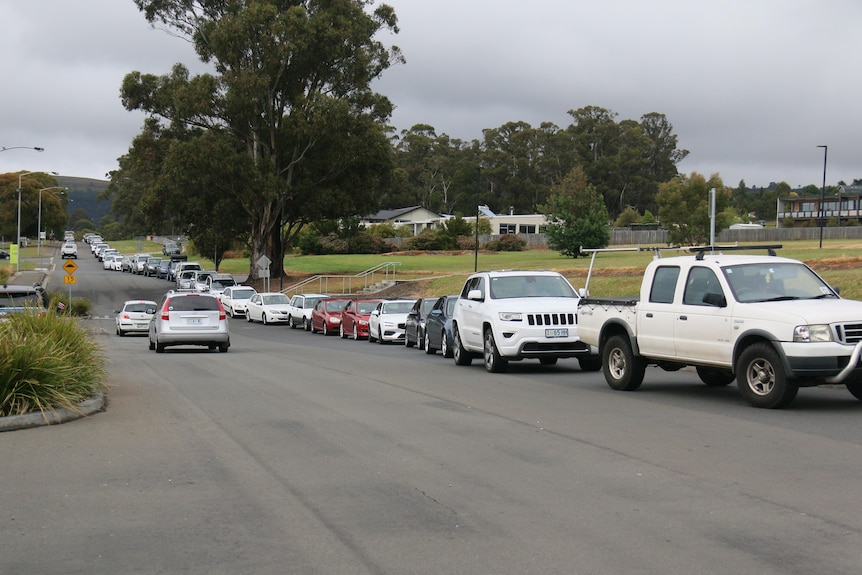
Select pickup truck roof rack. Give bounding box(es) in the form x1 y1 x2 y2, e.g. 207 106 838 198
692 244 782 260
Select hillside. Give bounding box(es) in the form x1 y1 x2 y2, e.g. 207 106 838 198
55 175 111 228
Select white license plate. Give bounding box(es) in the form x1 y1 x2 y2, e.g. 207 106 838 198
545 328 568 338
187 318 203 325
135 323 147 328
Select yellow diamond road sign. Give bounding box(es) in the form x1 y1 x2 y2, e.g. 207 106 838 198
62 260 78 275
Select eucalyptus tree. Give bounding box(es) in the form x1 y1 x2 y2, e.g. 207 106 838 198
123 0 403 279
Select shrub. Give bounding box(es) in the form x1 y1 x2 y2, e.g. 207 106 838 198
49 293 92 316
0 265 10 285
402 229 445 251
0 310 106 417
484 234 527 252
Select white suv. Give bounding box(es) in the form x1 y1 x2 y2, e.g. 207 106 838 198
60 241 78 259
450 270 597 372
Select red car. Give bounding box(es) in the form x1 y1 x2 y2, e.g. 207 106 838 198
310 298 350 335
339 298 383 340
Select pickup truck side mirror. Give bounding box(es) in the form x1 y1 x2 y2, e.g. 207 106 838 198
578 288 589 298
467 289 483 301
702 292 727 308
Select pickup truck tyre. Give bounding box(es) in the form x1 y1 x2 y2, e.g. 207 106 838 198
453 326 473 366
603 335 646 391
578 356 602 372
483 328 509 373
736 343 799 408
845 378 862 401
696 366 736 387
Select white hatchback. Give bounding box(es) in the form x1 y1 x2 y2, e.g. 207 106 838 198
115 300 157 336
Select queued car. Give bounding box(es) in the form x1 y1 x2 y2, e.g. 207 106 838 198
176 270 197 290
148 291 229 353
192 270 217 292
423 294 460 357
145 257 163 277
162 241 181 256
132 254 151 274
205 274 237 298
368 299 417 344
60 241 78 259
339 298 382 340
246 292 292 324
287 293 329 331
115 299 157 336
404 297 438 350
220 286 257 318
104 253 123 270
309 298 350 335
156 259 172 279
121 255 134 272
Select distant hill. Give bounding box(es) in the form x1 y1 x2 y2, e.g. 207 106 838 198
55 176 111 227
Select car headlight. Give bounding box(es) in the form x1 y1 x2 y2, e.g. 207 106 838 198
499 312 522 321
793 325 833 343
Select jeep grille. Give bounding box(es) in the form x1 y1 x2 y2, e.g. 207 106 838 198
527 312 576 326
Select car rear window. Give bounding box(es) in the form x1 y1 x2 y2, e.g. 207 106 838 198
167 295 220 312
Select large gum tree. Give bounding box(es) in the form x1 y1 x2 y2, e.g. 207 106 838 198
120 0 403 280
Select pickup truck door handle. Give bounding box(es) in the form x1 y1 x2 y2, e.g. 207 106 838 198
679 315 688 321
645 312 653 318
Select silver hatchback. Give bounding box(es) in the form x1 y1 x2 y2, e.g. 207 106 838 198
148 291 230 353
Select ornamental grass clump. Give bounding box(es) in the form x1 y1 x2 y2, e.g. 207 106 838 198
0 310 106 417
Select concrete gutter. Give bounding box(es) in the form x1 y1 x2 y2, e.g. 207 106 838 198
0 394 106 432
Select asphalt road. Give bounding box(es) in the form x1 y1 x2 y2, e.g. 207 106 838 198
3 249 862 574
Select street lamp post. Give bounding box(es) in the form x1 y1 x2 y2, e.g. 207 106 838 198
38 186 68 255
16 171 58 271
817 145 828 249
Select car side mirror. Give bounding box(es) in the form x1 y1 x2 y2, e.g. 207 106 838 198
467 289 483 301
702 292 727 308
371 309 380 316
430 309 442 316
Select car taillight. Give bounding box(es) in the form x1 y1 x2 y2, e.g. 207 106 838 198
217 299 226 321
161 299 171 320
122 313 130 319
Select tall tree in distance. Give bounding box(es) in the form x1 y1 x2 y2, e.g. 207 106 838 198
124 0 404 280
540 167 609 258
657 172 733 245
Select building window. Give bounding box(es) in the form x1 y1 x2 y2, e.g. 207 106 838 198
799 202 815 212
518 224 536 234
499 224 516 234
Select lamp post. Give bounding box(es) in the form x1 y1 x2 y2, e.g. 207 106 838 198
16 171 58 271
0 146 44 153
38 186 68 255
817 145 828 248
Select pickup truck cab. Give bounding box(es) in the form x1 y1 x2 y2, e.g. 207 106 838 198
450 270 597 373
577 246 862 408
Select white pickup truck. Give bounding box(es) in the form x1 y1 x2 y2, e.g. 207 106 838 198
450 269 599 373
577 245 862 408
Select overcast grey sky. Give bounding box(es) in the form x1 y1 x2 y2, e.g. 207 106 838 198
1 1 859 191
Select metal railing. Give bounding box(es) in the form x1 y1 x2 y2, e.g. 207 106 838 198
280 262 401 297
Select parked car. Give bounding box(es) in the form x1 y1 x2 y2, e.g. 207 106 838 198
246 292 292 324
423 294 460 357
339 298 383 340
132 254 151 274
104 253 123 270
287 293 329 330
310 298 350 335
60 241 78 259
115 299 157 336
121 255 134 273
192 270 217 292
0 283 47 319
220 286 257 318
404 297 438 349
205 274 237 298
0 248 10 260
174 261 203 281
156 259 172 279
145 257 163 277
162 242 181 256
368 299 417 344
176 270 198 290
148 291 229 353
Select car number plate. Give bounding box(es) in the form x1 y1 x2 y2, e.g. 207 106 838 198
545 328 568 338
187 318 203 325
135 323 147 328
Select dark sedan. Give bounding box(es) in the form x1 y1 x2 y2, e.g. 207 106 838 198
404 297 438 350
423 294 460 357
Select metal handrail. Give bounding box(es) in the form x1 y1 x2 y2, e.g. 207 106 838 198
280 262 401 297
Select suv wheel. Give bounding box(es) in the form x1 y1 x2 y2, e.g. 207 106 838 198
483 328 508 373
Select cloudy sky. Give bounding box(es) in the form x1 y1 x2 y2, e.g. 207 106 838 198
1 1 859 191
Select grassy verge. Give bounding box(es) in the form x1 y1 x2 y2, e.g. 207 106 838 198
0 310 106 417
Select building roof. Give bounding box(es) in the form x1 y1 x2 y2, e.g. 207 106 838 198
364 206 440 222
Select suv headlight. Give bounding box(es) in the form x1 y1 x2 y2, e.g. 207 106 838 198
499 312 522 322
793 325 833 343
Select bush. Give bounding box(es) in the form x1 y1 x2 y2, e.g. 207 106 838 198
0 310 106 416
484 234 527 252
49 293 92 316
402 229 445 251
0 265 10 285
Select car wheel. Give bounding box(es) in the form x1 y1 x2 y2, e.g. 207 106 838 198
227 307 233 318
218 344 229 353
378 328 385 344
696 366 736 387
156 342 165 353
303 318 310 331
405 330 414 348
368 328 375 343
417 328 425 350
289 315 296 329
310 321 318 334
339 324 346 339
483 328 508 373
247 312 254 323
353 325 359 340
116 326 123 336
262 313 269 325
322 323 328 336
149 337 155 350
453 325 473 366
603 334 646 391
441 331 453 358
208 344 217 350
736 343 798 408
424 331 435 355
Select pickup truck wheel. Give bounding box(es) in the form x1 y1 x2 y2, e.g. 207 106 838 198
736 343 799 408
603 335 645 391
453 326 473 366
696 366 736 386
483 328 508 373
539 357 558 366
845 377 862 400
578 356 602 372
